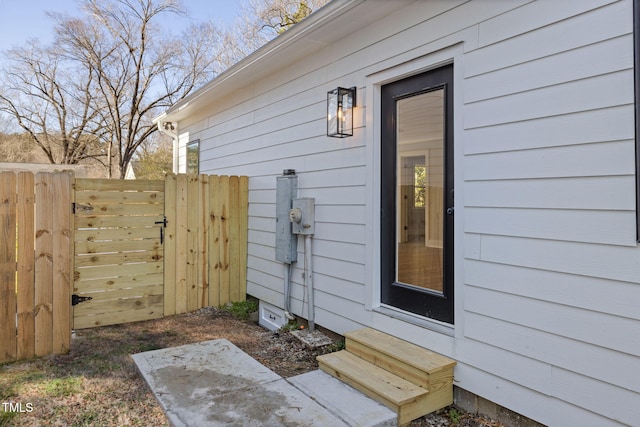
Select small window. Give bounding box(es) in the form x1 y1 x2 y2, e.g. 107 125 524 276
414 165 426 208
186 140 199 174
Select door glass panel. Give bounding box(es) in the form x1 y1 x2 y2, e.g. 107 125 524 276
396 89 444 292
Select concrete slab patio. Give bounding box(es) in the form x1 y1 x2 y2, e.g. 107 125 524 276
132 339 395 427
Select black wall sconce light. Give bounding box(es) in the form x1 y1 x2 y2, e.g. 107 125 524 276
327 86 356 138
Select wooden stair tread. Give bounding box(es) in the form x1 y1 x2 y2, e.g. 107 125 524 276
317 350 428 406
345 328 456 374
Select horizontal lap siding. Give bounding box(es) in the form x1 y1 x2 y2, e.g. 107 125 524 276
185 0 637 424
203 103 368 321
187 0 487 322
462 0 638 424
192 49 370 328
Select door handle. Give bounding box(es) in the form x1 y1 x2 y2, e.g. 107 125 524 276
446 207 454 215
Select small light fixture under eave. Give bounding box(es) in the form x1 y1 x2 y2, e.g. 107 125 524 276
327 86 356 138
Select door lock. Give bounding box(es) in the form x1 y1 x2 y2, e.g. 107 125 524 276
446 207 454 215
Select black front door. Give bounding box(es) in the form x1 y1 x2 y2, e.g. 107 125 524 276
380 64 454 324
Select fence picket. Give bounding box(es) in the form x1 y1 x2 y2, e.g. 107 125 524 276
0 172 17 363
219 176 231 305
52 173 72 354
17 172 35 360
34 173 54 356
164 173 177 316
208 175 221 307
229 176 241 302
198 175 209 309
186 175 199 312
238 176 249 299
175 174 188 314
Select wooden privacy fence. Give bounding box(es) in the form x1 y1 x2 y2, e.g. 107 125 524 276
163 174 249 317
0 171 73 363
1 171 248 363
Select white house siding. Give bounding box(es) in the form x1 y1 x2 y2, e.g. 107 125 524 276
176 1 638 425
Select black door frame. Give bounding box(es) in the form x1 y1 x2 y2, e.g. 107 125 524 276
380 64 455 324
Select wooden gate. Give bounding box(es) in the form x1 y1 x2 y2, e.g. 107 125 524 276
73 179 165 328
72 174 248 329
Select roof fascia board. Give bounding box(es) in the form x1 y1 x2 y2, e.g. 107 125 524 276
157 0 366 123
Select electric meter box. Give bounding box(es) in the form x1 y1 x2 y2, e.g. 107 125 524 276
291 197 315 235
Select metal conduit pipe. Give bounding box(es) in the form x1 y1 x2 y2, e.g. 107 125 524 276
304 234 315 332
283 263 295 321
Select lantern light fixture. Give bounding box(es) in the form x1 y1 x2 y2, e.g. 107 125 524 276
327 86 356 138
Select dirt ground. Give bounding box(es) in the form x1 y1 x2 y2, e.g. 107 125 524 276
1 307 502 426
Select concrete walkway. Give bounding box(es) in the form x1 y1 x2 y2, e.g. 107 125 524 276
132 339 396 427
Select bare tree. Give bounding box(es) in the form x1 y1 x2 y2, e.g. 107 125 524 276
0 0 326 176
0 40 105 165
216 0 330 70
0 0 218 178
53 0 218 178
250 0 317 34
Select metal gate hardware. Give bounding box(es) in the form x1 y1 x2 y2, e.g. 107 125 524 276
155 216 168 244
72 294 93 306
72 202 94 214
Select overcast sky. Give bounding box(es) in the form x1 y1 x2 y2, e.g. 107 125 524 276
0 0 243 55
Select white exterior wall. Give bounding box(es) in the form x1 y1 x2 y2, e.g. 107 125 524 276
176 1 638 425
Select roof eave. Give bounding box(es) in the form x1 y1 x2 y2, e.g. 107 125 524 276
155 0 367 124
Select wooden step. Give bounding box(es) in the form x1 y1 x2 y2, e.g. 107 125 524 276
345 328 456 390
317 350 430 426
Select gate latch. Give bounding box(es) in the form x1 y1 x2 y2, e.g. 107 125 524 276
155 216 168 244
72 294 93 306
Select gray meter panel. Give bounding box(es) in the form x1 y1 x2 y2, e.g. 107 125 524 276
291 197 315 235
275 173 297 263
